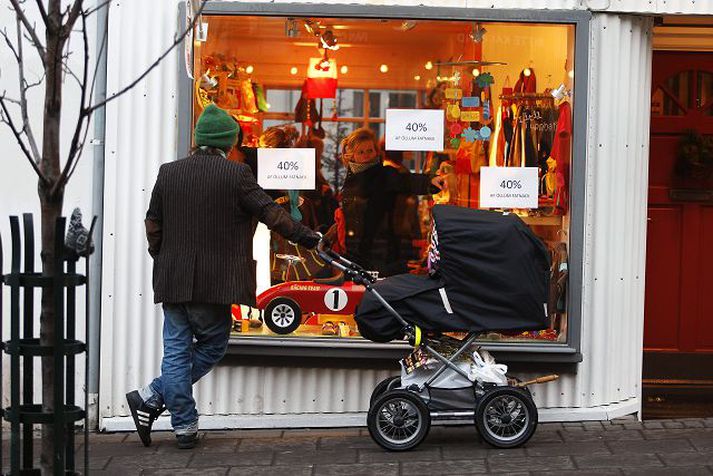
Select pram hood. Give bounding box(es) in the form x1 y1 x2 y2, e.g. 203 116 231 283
355 205 551 343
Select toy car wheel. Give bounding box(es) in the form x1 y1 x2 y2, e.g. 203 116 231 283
369 376 401 407
264 297 302 335
475 386 538 448
367 389 430 451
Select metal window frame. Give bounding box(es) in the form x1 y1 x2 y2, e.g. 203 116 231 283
176 2 591 364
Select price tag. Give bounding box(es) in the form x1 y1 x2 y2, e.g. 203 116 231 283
445 88 463 99
257 148 316 190
480 167 539 209
385 109 444 152
462 96 480 108
460 110 480 122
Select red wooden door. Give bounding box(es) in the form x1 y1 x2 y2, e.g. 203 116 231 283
644 52 713 379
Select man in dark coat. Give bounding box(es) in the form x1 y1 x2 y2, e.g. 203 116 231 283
126 104 321 449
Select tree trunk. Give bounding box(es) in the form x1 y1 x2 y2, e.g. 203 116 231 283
39 186 63 475
40 4 66 471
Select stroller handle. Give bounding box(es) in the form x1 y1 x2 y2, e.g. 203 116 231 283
316 238 377 285
316 237 416 343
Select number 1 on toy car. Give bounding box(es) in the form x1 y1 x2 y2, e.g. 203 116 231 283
324 288 348 312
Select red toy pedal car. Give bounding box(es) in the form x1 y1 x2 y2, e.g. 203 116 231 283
256 254 367 335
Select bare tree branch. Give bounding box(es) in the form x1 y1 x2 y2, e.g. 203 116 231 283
1 94 22 106
0 96 47 183
0 27 20 62
3 14 43 163
62 0 83 37
53 4 91 195
85 0 209 116
35 0 49 25
62 64 82 88
8 0 46 64
25 71 46 91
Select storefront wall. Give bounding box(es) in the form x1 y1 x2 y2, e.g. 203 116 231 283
99 0 656 430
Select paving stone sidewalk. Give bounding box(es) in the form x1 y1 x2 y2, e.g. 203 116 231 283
15 417 713 475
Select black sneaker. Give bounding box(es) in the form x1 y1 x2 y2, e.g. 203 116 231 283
176 432 198 449
126 390 164 447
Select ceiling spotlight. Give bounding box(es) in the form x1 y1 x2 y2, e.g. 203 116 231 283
396 21 417 31
340 65 348 74
523 68 532 77
246 65 254 74
290 66 298 75
469 23 487 43
285 18 300 38
425 61 433 70
380 64 389 73
472 68 480 77
196 22 209 42
568 69 575 79
414 75 421 81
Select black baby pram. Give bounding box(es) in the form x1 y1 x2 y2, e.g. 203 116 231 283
316 205 558 451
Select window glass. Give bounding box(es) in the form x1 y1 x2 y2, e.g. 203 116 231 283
194 15 576 345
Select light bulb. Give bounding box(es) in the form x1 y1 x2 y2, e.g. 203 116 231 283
290 66 298 75
523 68 531 77
568 69 574 79
472 68 480 77
340 65 348 74
380 64 389 73
414 75 421 81
425 61 433 70
246 65 254 74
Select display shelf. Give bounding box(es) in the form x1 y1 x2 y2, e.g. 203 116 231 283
521 215 563 227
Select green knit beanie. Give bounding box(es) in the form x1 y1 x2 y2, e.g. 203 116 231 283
194 104 240 151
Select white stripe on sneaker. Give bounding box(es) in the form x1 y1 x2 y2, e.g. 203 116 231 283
137 410 150 417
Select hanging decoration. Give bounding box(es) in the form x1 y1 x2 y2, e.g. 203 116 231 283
305 53 338 99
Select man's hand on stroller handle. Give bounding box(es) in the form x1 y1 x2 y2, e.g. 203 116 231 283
316 237 377 285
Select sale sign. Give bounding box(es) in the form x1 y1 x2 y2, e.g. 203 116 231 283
257 148 316 190
479 167 539 209
385 109 445 152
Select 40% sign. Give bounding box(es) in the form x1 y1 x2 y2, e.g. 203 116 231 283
499 180 522 190
405 122 428 132
277 161 300 171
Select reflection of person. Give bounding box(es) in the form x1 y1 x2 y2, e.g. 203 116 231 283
380 144 422 266
126 105 321 449
297 134 338 232
339 128 445 275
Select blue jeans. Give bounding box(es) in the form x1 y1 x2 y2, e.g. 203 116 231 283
141 303 231 434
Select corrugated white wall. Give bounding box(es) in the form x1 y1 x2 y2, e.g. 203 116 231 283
100 0 653 426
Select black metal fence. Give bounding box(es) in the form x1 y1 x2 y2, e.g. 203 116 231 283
1 214 92 475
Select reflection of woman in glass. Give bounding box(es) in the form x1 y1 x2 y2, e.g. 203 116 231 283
296 134 338 232
338 128 445 276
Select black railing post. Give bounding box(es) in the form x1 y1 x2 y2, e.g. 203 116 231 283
22 214 35 471
9 217 22 475
53 218 66 476
1 214 91 475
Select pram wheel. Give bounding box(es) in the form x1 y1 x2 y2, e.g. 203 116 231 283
367 390 430 451
369 377 401 407
264 297 302 335
475 386 538 449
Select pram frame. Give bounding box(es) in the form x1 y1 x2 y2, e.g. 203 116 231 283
317 239 542 451
316 240 476 390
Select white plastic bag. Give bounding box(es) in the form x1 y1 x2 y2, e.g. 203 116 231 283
400 360 472 389
469 349 508 385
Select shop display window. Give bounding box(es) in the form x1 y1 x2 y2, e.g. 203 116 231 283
188 9 582 353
